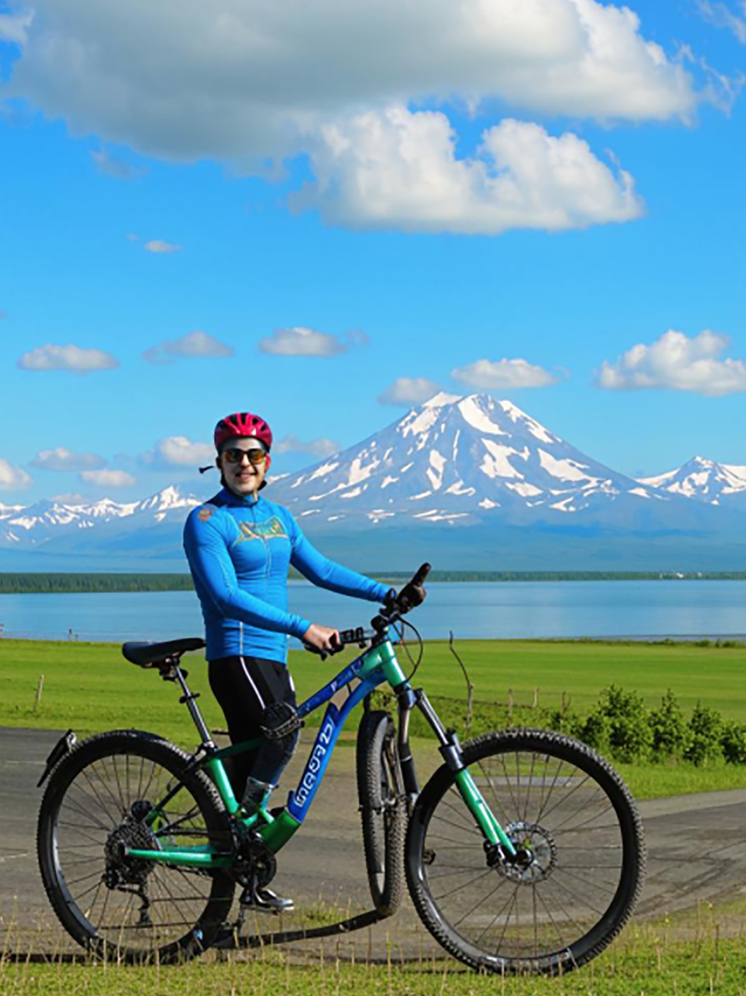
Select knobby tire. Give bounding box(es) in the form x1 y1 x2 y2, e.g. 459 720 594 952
356 710 406 916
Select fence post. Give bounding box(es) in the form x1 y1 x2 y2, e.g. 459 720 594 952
34 675 45 712
532 687 539 710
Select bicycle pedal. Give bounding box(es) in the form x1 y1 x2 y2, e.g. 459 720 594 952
239 885 294 914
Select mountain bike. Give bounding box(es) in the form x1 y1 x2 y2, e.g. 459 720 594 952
36 565 645 974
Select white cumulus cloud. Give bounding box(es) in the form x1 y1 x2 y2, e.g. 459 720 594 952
142 436 214 468
5 0 702 173
258 326 353 358
31 447 106 472
274 436 341 458
144 239 182 254
18 344 119 373
0 458 33 491
5 0 716 236
452 358 559 389
80 469 136 488
597 329 746 396
378 377 442 405
294 111 644 235
143 330 234 364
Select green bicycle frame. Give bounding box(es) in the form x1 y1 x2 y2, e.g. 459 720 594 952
126 637 516 867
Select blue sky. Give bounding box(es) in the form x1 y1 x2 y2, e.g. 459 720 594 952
1 0 745 505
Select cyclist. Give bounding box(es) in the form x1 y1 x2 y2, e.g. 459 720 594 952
184 411 395 912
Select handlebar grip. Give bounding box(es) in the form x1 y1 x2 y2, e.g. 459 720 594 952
412 562 431 586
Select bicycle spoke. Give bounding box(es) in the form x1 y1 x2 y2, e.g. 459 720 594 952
58 794 111 832
89 758 127 818
426 863 486 880
551 800 616 837
79 767 118 826
523 750 537 825
545 870 608 919
431 867 495 902
553 864 619 897
536 772 592 826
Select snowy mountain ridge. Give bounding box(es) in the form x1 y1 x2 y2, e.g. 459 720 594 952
638 456 746 506
0 486 201 548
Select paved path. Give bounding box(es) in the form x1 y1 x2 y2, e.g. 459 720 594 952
3 727 746 958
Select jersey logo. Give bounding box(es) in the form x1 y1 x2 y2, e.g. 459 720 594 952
198 506 214 522
235 516 287 543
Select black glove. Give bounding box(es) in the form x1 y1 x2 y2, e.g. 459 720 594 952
396 579 427 613
393 563 431 614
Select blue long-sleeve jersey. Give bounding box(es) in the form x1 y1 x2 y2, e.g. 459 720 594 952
183 487 390 662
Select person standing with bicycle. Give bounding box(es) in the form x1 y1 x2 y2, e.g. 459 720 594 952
184 411 408 911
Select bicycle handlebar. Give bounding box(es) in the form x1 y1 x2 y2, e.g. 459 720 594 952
302 563 430 660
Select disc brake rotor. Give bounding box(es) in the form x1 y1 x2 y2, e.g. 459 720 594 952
498 821 557 884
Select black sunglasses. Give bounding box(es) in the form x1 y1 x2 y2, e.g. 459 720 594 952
221 447 268 466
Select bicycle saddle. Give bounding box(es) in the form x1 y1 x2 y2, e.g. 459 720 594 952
121 637 206 668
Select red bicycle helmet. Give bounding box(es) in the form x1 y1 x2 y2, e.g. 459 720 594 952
214 412 273 452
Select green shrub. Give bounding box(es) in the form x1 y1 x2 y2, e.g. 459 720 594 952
372 684 743 769
684 702 724 766
721 720 746 765
576 711 611 753
589 685 653 763
649 689 691 760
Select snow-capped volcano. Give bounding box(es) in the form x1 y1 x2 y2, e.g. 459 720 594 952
1 395 744 571
639 456 746 507
269 392 663 527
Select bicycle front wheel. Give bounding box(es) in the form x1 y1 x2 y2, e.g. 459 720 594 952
37 730 235 963
356 710 405 915
406 729 645 974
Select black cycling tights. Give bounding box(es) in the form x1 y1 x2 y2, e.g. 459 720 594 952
208 655 299 801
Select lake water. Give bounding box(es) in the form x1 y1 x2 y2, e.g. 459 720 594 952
0 581 744 644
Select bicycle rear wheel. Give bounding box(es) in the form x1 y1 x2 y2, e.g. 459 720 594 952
37 730 235 963
406 729 645 974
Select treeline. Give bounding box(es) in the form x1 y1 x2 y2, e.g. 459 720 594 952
0 573 195 594
2 570 746 595
376 570 746 582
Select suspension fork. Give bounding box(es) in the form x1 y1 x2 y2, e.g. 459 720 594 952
398 685 517 857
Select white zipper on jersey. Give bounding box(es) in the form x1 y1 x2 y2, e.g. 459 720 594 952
251 499 271 580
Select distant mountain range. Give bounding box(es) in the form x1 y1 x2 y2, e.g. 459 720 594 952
2 393 746 571
638 456 746 508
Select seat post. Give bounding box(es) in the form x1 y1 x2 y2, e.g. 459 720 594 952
172 664 214 747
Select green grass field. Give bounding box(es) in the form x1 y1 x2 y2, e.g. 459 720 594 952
2 918 746 996
2 637 746 799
